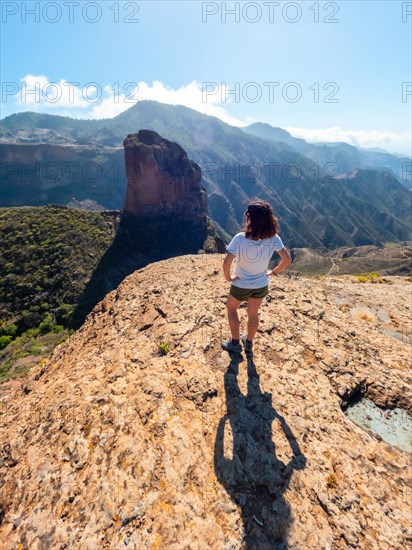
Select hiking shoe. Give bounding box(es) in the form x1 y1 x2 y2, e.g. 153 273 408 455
221 339 242 353
241 334 253 354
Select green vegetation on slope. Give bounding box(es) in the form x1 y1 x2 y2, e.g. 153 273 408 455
0 206 118 331
0 206 119 378
0 205 223 382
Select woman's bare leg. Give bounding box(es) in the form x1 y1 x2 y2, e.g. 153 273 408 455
226 294 242 340
247 297 263 341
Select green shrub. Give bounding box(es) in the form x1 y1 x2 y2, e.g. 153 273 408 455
358 272 383 283
29 341 43 354
367 272 382 283
56 303 75 323
326 473 337 488
0 335 13 350
1 324 17 337
158 342 170 355
39 314 55 335
25 327 41 338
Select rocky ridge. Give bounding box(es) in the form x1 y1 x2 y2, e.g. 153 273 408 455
0 255 411 549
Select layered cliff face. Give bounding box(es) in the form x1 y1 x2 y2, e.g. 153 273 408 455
123 130 208 221
0 255 411 549
0 142 125 208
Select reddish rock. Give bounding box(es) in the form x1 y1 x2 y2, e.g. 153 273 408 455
0 258 411 549
123 130 207 221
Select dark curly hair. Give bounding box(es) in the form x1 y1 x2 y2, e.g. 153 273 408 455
242 198 279 240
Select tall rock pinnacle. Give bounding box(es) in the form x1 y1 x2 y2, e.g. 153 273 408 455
69 131 223 329
123 129 208 221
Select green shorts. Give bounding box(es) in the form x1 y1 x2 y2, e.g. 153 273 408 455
229 284 269 301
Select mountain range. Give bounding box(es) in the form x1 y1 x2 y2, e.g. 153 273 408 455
242 122 411 187
1 101 411 249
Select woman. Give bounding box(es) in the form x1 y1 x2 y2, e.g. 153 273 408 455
222 199 292 354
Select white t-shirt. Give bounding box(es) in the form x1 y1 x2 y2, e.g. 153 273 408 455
226 232 285 289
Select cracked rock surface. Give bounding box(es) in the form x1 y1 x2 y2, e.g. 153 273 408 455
0 255 411 549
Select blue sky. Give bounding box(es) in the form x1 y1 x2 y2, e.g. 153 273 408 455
1 0 411 154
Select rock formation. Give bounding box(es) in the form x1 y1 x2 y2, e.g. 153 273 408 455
123 129 208 221
66 131 223 328
0 255 411 548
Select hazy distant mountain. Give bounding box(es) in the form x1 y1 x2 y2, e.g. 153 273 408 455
1 101 411 248
243 122 411 189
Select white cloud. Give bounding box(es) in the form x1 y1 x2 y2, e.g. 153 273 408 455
16 75 91 111
10 75 246 125
284 126 411 156
6 75 411 156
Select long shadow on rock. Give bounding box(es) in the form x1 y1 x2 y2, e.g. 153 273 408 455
70 211 208 329
214 351 306 550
